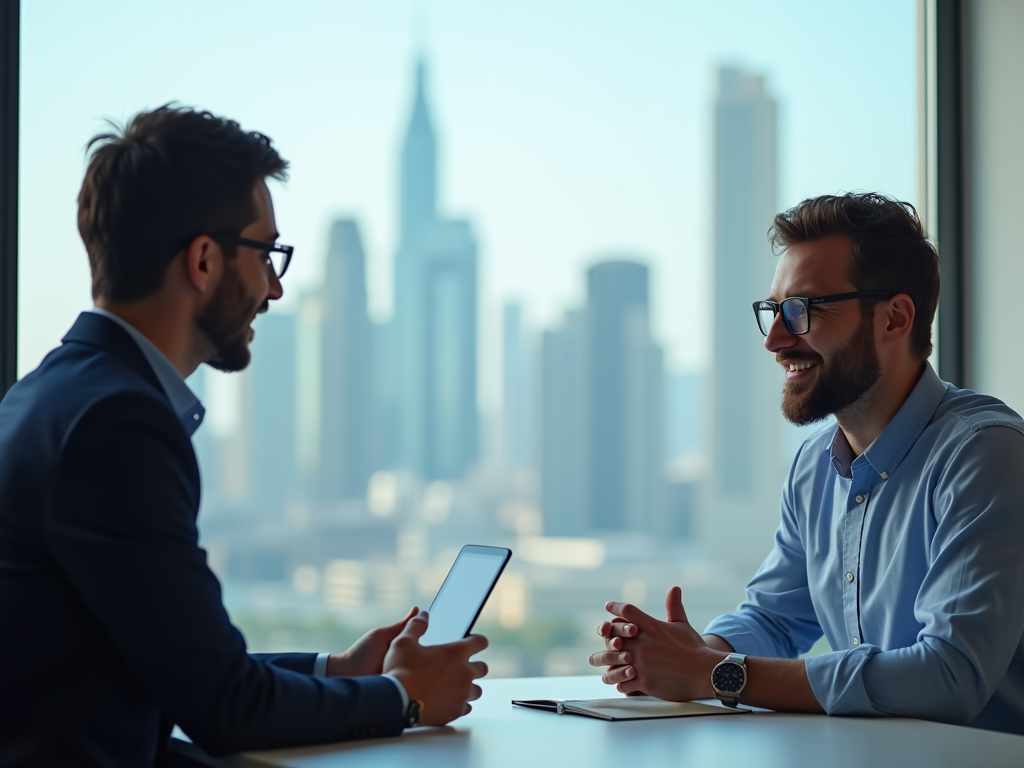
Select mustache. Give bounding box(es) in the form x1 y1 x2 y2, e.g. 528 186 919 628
776 352 823 366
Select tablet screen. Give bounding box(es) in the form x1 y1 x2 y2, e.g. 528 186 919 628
420 546 511 646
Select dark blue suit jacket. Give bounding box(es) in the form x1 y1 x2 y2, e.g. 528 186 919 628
0 313 404 767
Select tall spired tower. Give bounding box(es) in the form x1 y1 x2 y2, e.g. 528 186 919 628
392 58 479 481
400 61 436 245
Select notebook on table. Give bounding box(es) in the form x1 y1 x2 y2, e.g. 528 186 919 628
511 696 753 721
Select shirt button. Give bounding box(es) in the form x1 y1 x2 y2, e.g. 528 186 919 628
193 413 200 421
880 471 888 479
852 637 860 646
845 572 854 583
855 494 864 503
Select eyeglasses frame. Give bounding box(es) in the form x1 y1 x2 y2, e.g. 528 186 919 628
211 235 294 278
752 290 896 337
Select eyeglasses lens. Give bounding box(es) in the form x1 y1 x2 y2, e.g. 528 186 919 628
755 305 776 336
782 299 809 335
269 251 287 277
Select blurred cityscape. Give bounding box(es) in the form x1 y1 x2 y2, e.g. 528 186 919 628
192 58 815 676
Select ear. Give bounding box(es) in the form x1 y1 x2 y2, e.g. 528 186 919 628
183 236 221 296
880 293 916 348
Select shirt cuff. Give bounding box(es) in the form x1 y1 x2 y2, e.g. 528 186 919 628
804 645 883 715
382 674 409 711
313 652 330 677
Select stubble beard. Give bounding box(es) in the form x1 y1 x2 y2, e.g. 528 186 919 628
197 261 263 373
780 310 882 426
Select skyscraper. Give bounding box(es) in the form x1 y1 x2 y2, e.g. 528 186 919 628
246 313 298 511
501 301 533 472
540 261 664 535
318 218 376 500
540 309 588 536
586 261 664 532
392 59 479 481
705 66 786 568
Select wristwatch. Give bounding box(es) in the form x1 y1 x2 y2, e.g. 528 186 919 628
711 653 748 707
404 699 424 728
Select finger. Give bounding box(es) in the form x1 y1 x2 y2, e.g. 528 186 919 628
596 617 629 637
469 660 489 679
589 650 631 668
605 601 658 631
381 606 420 640
665 586 688 624
604 636 622 651
602 665 635 686
618 682 647 696
456 633 490 655
468 683 483 702
398 609 429 640
607 623 638 638
462 702 473 716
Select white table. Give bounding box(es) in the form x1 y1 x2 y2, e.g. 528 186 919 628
170 675 1024 768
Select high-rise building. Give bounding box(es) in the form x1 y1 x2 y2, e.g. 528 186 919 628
586 262 664 532
540 261 665 535
540 309 588 536
501 302 533 472
392 59 479 481
705 66 787 568
318 218 377 500
246 313 298 511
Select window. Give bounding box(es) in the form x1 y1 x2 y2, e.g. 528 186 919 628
20 0 919 675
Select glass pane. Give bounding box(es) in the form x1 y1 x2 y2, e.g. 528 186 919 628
20 0 917 676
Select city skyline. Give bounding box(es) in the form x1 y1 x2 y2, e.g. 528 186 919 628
19 0 919 391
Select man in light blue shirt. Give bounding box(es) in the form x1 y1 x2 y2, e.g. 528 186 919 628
589 192 1024 734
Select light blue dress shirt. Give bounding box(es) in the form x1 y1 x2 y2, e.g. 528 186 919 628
704 363 1024 734
86 309 408 709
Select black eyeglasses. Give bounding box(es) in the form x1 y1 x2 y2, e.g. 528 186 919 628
752 291 894 336
212 236 294 278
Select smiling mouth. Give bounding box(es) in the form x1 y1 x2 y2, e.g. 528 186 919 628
786 361 817 373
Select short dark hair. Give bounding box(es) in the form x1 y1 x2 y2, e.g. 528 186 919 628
769 192 940 360
78 104 289 303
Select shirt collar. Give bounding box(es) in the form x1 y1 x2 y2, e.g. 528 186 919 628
827 362 947 479
88 308 205 437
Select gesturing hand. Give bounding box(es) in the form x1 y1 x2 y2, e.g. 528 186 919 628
326 606 418 678
383 610 489 727
589 586 725 701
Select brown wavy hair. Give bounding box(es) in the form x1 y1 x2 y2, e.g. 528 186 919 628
78 104 288 303
769 192 940 360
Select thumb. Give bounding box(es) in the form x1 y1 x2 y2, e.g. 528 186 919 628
382 606 419 641
398 609 429 640
665 586 688 624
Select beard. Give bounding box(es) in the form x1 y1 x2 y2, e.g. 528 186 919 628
197 261 264 373
779 310 881 426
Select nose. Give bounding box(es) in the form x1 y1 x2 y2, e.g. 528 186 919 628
267 266 284 301
763 310 798 353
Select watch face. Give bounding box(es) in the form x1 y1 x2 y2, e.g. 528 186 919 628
712 661 745 694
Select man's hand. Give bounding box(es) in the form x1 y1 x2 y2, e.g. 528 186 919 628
382 609 489 727
326 606 418 678
589 586 725 701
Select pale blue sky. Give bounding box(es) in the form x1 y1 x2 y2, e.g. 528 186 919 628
19 0 918 410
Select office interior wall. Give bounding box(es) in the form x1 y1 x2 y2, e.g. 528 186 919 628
966 0 1024 411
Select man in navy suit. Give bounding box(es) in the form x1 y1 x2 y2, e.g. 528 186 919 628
0 106 488 767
